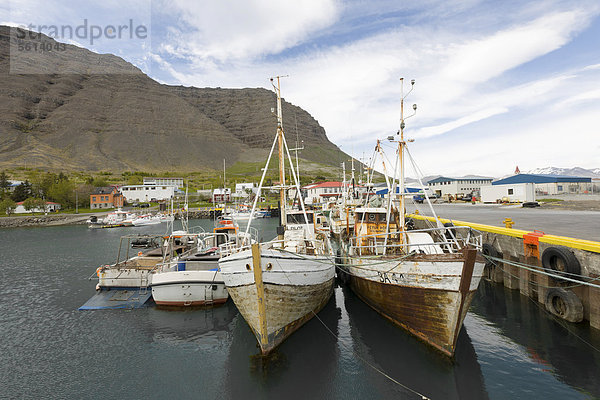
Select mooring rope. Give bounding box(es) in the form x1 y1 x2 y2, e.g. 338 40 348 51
269 254 431 399
483 254 600 290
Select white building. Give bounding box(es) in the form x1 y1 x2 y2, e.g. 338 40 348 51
492 174 593 196
233 183 257 199
14 201 61 214
143 177 184 189
427 176 493 198
481 183 536 203
120 184 175 202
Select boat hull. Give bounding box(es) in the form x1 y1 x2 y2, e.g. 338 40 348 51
151 270 228 307
219 248 335 354
341 249 482 356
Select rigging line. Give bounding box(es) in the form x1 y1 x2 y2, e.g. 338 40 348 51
484 254 600 282
405 147 443 229
484 256 600 291
488 261 587 290
484 255 600 289
269 255 431 400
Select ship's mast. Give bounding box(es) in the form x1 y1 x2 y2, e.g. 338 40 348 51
396 78 417 238
272 76 287 230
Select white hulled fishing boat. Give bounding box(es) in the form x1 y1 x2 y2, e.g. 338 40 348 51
218 76 334 354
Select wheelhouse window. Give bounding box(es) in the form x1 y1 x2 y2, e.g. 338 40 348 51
287 213 314 224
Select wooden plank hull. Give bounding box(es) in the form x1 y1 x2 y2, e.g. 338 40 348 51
227 279 334 354
343 248 481 356
219 248 335 354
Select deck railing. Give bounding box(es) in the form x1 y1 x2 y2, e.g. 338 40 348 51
349 226 482 256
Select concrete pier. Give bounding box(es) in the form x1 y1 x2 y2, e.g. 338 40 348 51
409 213 600 330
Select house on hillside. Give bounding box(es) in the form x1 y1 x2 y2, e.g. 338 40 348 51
301 181 344 205
90 186 124 209
212 188 231 203
233 183 257 199
8 180 23 193
14 201 61 214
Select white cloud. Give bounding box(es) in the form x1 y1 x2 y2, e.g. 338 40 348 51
157 0 339 63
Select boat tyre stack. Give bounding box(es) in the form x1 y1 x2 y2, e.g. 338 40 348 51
541 246 581 278
545 287 584 323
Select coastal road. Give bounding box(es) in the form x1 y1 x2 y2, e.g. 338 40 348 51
407 203 600 242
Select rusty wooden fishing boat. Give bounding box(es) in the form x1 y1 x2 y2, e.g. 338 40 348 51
218 76 334 354
336 78 483 356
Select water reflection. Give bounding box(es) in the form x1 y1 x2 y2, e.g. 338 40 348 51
223 289 341 399
471 281 600 398
342 285 489 400
146 300 238 345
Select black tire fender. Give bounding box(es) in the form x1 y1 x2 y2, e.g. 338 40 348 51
545 287 583 322
541 246 581 276
481 243 501 269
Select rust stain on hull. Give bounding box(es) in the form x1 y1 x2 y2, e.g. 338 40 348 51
347 248 478 357
350 277 476 356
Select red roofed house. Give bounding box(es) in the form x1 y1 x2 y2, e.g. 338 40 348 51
302 181 344 205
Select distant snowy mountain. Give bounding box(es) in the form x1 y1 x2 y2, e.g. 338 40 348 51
525 167 600 178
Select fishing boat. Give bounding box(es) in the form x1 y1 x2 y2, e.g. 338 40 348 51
149 213 253 308
218 76 335 355
87 209 136 228
336 78 483 357
150 233 229 307
131 213 162 226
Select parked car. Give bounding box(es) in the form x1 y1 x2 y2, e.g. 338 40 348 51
140 203 150 208
413 195 425 204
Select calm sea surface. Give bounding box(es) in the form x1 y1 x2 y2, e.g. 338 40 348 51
1 219 600 399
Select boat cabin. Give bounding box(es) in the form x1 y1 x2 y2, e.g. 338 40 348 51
353 207 400 255
214 217 239 246
285 210 316 236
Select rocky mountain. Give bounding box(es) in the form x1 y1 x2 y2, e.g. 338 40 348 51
526 167 600 178
0 26 347 173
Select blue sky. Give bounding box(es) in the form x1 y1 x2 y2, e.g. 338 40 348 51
3 0 600 177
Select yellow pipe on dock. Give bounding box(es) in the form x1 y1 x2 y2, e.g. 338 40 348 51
407 214 600 254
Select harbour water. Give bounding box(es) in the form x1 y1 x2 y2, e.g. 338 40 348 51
1 220 600 399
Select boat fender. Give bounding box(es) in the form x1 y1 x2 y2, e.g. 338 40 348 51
545 287 583 322
541 247 581 277
482 243 501 269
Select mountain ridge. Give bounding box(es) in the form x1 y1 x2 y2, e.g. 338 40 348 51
0 26 348 173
